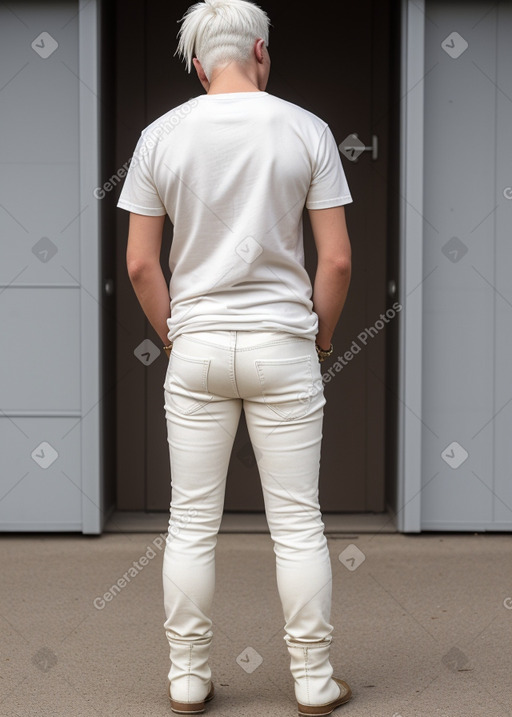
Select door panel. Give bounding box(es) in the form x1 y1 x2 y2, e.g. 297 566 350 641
115 0 391 512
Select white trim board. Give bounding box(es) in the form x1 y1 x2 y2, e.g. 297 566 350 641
396 0 425 533
79 0 103 534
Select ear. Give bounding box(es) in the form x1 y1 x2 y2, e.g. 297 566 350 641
254 38 266 64
192 57 210 92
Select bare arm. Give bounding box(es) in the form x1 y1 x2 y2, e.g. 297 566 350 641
125 212 170 345
308 205 352 349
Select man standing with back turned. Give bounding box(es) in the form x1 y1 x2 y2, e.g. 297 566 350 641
117 0 353 714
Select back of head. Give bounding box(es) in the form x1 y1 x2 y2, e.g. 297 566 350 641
176 0 270 81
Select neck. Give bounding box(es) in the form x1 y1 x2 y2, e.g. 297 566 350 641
207 63 263 95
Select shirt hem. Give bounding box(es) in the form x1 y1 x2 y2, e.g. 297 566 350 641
306 195 353 209
117 200 166 216
166 318 318 343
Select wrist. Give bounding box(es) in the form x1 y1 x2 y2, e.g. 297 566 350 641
315 332 332 350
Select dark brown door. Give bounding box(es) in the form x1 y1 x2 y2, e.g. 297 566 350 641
114 0 392 513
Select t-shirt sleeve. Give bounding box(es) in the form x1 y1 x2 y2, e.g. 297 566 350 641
305 125 353 209
117 133 167 216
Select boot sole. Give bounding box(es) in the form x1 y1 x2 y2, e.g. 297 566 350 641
297 678 352 716
168 681 215 714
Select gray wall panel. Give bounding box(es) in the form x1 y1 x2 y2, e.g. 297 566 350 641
0 417 81 529
0 165 79 286
0 7 79 164
0 1 105 532
421 2 511 529
0 287 80 411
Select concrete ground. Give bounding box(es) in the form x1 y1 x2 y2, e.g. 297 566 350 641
1 531 511 717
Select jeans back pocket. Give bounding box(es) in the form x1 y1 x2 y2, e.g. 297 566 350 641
164 350 213 415
255 356 314 420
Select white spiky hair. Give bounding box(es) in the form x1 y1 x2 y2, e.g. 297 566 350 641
176 0 270 80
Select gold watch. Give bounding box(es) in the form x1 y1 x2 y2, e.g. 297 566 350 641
315 342 333 363
163 343 173 358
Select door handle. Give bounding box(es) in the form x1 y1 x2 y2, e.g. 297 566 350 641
339 133 378 162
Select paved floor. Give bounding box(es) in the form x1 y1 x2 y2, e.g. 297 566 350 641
104 510 397 534
1 531 511 716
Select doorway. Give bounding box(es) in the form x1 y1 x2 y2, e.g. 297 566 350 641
114 0 398 515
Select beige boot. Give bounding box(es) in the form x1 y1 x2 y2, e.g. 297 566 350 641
286 639 352 716
167 636 215 714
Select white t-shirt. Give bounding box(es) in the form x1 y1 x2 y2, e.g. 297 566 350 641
117 91 353 342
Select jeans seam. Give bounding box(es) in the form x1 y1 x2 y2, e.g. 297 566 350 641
305 646 310 704
175 334 312 351
175 335 232 350
230 332 241 398
236 338 311 351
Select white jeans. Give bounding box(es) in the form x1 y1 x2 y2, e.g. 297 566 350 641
162 330 334 650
